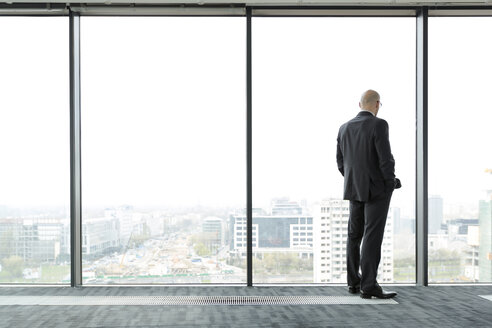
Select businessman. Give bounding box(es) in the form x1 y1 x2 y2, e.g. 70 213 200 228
336 90 400 299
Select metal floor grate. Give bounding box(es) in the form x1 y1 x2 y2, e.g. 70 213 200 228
0 295 397 306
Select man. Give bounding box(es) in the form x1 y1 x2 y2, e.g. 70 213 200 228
336 90 401 299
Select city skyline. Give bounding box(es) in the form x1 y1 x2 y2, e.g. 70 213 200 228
2 192 489 284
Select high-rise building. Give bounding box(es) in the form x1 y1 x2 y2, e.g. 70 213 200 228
465 225 480 281
202 217 224 251
446 218 479 241
82 217 120 257
479 190 492 281
104 206 134 247
314 199 393 283
429 195 444 234
229 199 313 259
393 206 415 235
392 207 402 234
0 218 65 264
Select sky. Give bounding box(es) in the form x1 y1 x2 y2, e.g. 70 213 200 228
0 16 490 219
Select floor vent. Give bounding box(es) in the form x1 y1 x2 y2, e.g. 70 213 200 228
0 295 397 306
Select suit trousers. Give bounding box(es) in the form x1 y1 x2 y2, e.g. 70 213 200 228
346 190 393 292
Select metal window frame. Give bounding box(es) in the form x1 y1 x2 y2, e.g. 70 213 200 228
0 3 68 15
416 7 429 287
2 4 492 287
69 10 83 288
1 3 492 16
246 7 253 287
251 7 417 17
69 5 245 16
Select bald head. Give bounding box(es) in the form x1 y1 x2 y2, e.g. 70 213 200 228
359 89 381 116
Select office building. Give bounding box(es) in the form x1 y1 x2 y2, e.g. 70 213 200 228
229 199 313 259
0 218 65 264
82 217 120 257
202 217 224 251
479 191 492 281
429 195 444 234
314 199 393 283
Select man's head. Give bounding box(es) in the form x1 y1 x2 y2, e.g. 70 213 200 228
359 89 381 116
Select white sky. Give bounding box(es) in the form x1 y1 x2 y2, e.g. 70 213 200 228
0 17 69 210
428 18 492 208
0 16 490 219
252 17 416 216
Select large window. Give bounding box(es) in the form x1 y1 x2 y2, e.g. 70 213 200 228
0 17 70 283
81 17 246 284
252 17 416 283
428 17 492 283
3 9 491 287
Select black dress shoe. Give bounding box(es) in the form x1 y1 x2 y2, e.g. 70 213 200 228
360 284 397 299
348 285 360 294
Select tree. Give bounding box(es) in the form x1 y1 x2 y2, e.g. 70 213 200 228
2 255 24 279
189 232 219 254
194 243 211 257
254 253 313 275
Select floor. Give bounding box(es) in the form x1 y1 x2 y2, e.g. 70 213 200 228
0 285 491 327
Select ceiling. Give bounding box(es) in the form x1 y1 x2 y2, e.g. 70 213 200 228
4 0 492 5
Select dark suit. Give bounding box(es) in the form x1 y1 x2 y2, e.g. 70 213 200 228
336 110 396 292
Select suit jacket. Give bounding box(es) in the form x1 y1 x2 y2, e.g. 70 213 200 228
337 111 395 202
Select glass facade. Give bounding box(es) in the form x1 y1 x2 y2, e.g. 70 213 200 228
428 17 492 283
0 17 70 283
252 17 415 283
0 8 489 286
81 17 246 284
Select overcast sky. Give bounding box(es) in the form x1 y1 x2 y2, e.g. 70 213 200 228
0 16 490 219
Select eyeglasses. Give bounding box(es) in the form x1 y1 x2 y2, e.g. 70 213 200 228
378 101 383 107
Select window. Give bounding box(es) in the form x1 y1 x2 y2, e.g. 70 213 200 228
4 10 480 287
81 17 245 284
0 17 69 284
253 18 414 284
428 17 492 283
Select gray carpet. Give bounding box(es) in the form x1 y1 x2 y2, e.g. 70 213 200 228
0 286 491 327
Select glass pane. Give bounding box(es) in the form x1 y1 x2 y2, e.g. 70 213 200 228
0 17 70 284
81 17 245 284
253 17 416 283
428 17 492 283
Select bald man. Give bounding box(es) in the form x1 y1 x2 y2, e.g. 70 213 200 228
336 90 400 299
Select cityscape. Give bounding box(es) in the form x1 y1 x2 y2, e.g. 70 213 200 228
1 182 490 284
